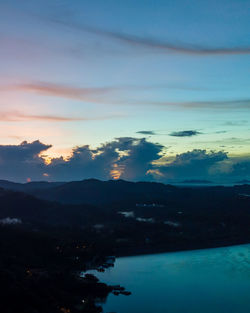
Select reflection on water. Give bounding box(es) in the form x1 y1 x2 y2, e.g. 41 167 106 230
87 244 250 313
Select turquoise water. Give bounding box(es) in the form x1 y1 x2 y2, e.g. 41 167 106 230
87 244 250 313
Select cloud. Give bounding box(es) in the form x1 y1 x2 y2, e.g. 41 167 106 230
2 81 138 105
0 112 81 122
223 120 248 126
136 130 156 135
0 139 249 183
0 138 162 182
230 159 250 180
116 137 163 181
215 131 227 134
8 6 250 57
142 99 250 110
4 81 212 104
18 114 81 122
5 82 249 110
14 81 115 101
151 150 229 181
46 137 163 181
48 18 250 56
0 111 125 122
47 141 120 181
7 81 122 105
0 140 50 182
169 130 201 137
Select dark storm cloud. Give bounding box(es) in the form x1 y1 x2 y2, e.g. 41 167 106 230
47 137 162 182
230 159 250 180
152 150 228 181
0 138 162 182
0 140 51 162
136 131 156 135
116 138 163 181
169 130 201 137
0 141 50 182
0 139 249 183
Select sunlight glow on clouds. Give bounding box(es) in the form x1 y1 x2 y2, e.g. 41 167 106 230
0 0 249 182
0 138 248 183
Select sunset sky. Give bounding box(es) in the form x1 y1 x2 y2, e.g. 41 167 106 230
0 0 249 183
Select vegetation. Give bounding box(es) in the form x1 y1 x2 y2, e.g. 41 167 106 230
0 180 249 312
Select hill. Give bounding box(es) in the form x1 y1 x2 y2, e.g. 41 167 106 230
0 178 250 209
0 180 64 192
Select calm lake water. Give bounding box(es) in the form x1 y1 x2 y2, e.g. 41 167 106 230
87 244 250 313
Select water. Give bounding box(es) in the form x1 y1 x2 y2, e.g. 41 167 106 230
87 244 250 313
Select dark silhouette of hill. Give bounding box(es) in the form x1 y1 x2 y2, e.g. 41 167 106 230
179 179 213 184
0 189 113 313
0 182 249 313
0 179 249 208
32 179 178 206
0 180 64 192
0 182 249 256
0 187 111 227
0 188 55 221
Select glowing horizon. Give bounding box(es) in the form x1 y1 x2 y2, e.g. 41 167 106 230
0 0 249 182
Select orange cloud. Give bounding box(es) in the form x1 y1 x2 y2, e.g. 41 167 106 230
0 111 126 122
13 81 118 103
4 81 250 110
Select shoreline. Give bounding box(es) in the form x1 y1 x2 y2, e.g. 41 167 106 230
115 238 250 258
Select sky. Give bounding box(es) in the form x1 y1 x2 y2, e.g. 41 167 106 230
0 0 249 183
